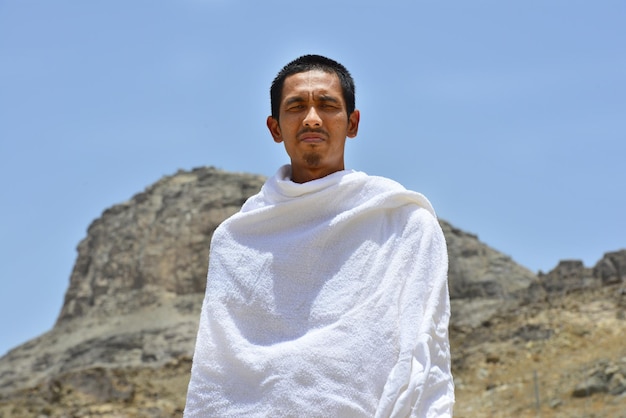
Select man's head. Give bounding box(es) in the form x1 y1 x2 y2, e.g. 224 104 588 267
266 55 360 183
270 54 356 122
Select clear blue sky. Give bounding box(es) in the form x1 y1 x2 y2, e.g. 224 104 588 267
1 1 624 356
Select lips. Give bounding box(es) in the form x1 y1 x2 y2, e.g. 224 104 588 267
298 129 327 143
300 135 324 143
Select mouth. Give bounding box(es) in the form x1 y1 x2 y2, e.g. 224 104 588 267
300 135 324 144
298 130 327 144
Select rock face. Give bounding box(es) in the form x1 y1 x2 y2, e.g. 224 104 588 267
58 167 265 323
0 167 265 409
594 250 626 286
0 167 624 417
442 222 538 301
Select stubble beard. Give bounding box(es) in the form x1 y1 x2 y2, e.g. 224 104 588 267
303 152 321 167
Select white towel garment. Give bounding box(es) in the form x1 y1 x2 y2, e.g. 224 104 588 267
185 165 454 417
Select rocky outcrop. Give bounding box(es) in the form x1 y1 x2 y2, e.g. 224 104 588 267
58 167 265 323
0 166 623 417
594 250 626 286
441 222 538 300
0 167 265 396
572 358 626 398
536 250 626 295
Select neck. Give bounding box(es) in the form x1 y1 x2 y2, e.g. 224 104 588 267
290 165 344 183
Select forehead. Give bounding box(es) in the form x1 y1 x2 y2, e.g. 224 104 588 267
282 70 343 100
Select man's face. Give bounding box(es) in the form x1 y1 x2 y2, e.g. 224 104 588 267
267 70 360 183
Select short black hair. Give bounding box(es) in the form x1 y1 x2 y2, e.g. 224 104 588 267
270 54 356 121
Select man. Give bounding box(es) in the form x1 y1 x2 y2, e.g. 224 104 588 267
185 55 454 417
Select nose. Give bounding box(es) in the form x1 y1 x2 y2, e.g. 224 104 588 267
303 106 322 127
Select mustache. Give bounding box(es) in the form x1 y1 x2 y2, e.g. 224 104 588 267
297 127 329 136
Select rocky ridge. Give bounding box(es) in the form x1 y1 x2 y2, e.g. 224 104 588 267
0 167 624 417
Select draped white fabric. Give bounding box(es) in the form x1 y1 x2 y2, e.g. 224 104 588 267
185 165 454 417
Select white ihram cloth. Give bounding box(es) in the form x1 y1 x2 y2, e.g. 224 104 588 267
185 165 454 417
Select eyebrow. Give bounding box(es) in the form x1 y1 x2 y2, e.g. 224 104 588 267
317 95 341 104
284 96 306 106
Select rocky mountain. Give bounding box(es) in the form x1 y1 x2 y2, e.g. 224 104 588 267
0 167 624 417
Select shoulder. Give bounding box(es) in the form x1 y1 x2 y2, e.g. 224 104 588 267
354 172 438 219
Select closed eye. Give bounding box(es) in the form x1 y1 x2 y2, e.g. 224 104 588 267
284 96 306 110
318 95 342 109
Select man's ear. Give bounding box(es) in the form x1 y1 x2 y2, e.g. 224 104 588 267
267 116 283 143
347 110 360 138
